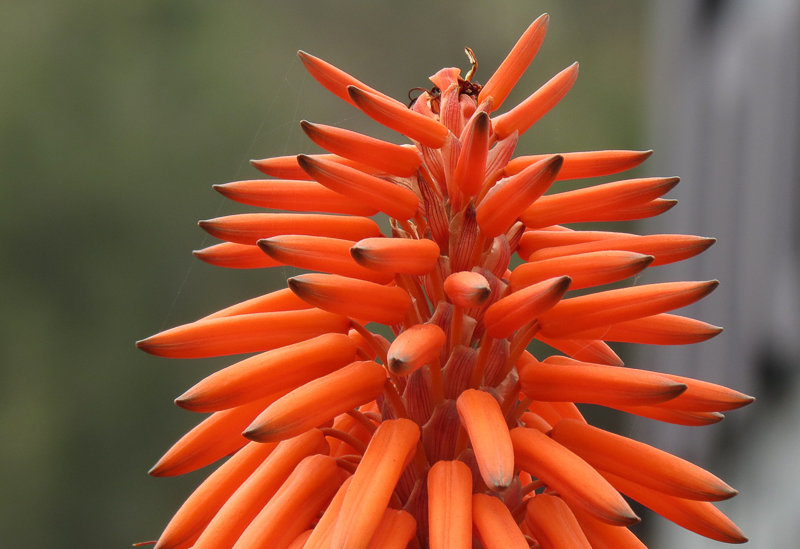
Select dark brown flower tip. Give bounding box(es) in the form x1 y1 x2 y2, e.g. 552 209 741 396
299 119 314 135
135 337 158 356
295 154 315 178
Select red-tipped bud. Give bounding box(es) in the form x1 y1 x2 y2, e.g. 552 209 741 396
350 237 441 276
300 120 422 177
387 324 447 376
484 276 571 339
444 271 492 309
289 273 413 326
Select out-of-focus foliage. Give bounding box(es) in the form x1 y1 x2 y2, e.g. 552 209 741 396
0 1 645 546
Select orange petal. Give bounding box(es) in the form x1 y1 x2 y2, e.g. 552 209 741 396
427 461 473 549
453 111 491 196
472 493 529 549
193 242 280 269
520 176 679 228
348 86 450 149
387 324 447 376
567 313 722 345
534 334 623 366
286 531 313 549
510 427 638 526
136 309 350 359
300 476 353 549
231 454 343 549
517 228 630 260
616 198 677 220
201 288 311 320
332 419 420 549
476 155 562 238
525 400 563 428
301 120 422 177
600 471 747 544
493 63 579 140
329 412 374 457
537 281 719 339
298 154 419 220
348 328 379 361
520 411 553 434
154 441 277 549
611 405 724 426
176 333 357 413
548 401 587 423
456 389 515 491
524 494 592 549
250 155 376 180
191 430 329 549
483 276 571 339
244 360 387 442
654 373 755 412
214 178 378 216
519 357 687 407
505 150 653 180
478 14 550 111
526 233 715 267
149 395 278 477
551 419 736 501
259 235 394 284
566 503 647 549
289 273 412 326
444 271 492 309
298 50 402 108
199 213 381 246
510 251 654 292
366 509 417 549
350 237 441 276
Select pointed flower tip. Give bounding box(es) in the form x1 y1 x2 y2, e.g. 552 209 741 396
475 110 491 129
639 254 657 267
547 153 564 168
256 237 276 255
241 422 274 443
147 459 169 477
135 337 158 356
173 388 205 411
173 397 195 412
555 274 572 292
347 84 366 102
287 276 304 295
295 154 312 171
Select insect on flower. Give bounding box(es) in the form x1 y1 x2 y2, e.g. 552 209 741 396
137 13 753 549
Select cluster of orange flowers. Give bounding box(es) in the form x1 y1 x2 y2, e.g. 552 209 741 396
138 14 752 549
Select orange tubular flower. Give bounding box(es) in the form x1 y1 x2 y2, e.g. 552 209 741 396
138 14 752 549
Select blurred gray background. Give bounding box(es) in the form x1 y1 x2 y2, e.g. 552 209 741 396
0 0 794 547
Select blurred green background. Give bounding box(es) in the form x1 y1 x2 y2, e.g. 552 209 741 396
0 1 647 546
